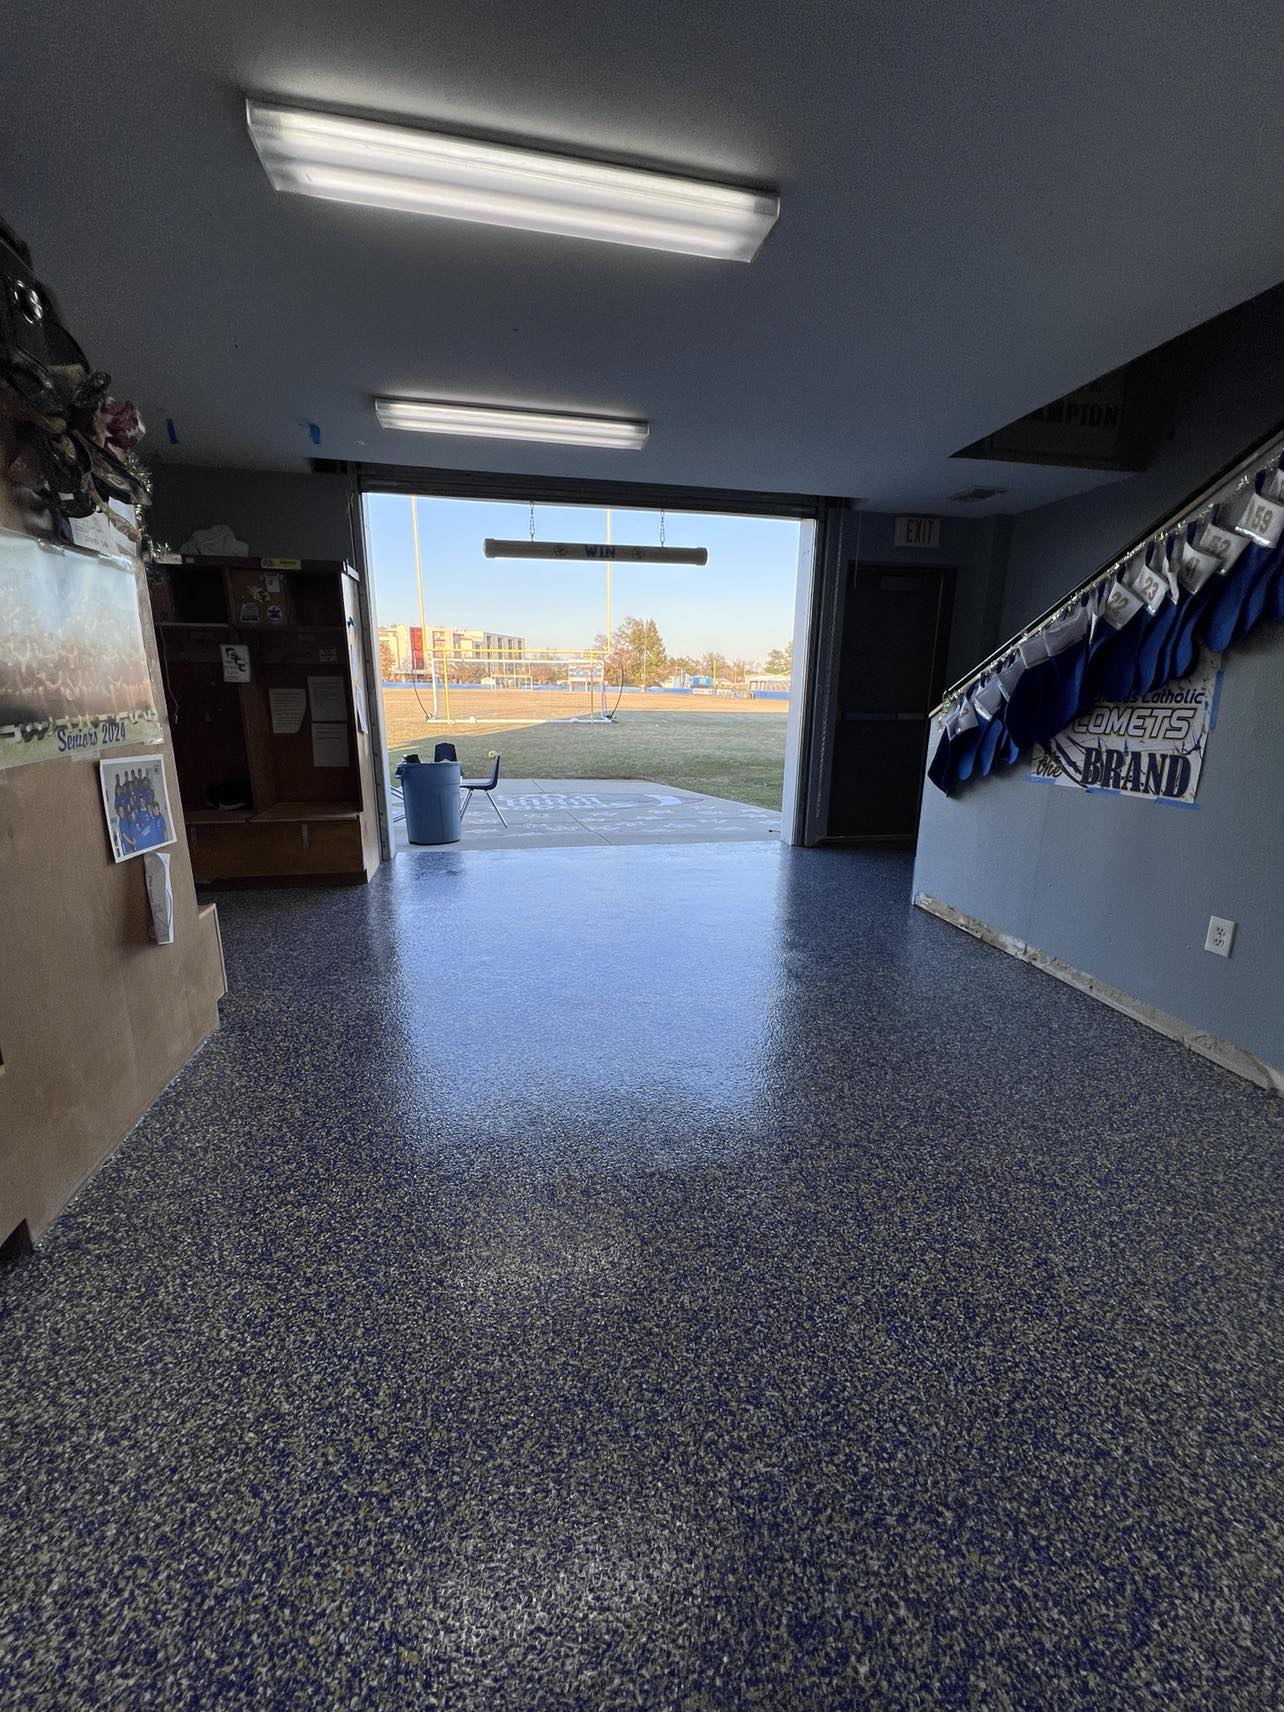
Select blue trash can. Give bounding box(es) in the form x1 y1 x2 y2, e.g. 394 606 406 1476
397 758 462 844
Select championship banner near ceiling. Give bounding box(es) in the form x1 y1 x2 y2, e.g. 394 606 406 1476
0 528 163 768
1029 649 1221 805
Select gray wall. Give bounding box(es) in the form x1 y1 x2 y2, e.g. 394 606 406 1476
913 298 1284 1071
149 465 352 561
914 626 1284 1068
836 508 1011 681
998 286 1284 633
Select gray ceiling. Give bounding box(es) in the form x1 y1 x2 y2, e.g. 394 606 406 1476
5 0 1283 512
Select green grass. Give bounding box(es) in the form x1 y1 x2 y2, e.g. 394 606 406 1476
388 709 787 810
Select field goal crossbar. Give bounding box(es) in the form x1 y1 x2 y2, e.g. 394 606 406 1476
419 651 611 724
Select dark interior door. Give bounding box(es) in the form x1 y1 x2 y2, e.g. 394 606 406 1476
827 564 954 839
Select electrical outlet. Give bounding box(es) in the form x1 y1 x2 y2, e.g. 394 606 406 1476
1205 916 1236 958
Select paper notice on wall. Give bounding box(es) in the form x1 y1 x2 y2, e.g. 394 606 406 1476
68 510 120 556
348 642 369 733
221 643 251 683
311 722 350 768
307 674 347 721
143 850 175 944
269 687 307 734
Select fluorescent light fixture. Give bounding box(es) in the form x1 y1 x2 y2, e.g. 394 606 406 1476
246 100 780 261
375 397 649 450
484 540 707 565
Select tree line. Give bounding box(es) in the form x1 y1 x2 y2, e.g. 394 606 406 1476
595 618 792 689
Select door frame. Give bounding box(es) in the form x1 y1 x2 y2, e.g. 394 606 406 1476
341 461 847 858
824 557 957 843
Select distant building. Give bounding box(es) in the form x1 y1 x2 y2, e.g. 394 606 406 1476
377 624 525 677
432 629 525 669
377 623 425 675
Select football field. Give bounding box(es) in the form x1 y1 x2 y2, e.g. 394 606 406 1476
381 688 789 811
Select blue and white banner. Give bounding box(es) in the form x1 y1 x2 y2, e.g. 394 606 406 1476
1030 650 1221 805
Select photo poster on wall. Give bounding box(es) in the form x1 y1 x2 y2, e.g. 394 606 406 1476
99 755 176 862
1030 649 1222 806
0 528 163 768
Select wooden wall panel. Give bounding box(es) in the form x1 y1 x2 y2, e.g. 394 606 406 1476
0 479 225 1243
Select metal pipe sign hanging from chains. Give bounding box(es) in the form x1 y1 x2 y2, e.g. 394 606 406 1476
483 540 708 565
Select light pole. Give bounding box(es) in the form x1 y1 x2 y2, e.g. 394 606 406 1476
409 496 439 717
604 506 613 670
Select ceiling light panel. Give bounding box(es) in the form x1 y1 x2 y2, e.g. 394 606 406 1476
246 101 779 261
374 398 650 449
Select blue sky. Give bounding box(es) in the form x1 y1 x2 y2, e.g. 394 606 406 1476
364 495 802 662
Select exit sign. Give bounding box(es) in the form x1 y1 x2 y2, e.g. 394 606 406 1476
894 515 940 548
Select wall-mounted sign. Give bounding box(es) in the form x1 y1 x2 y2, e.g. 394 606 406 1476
995 376 1126 463
956 374 1132 469
893 516 940 549
221 643 251 682
1030 650 1221 806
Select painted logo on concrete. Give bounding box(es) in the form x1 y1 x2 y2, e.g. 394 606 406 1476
506 792 685 811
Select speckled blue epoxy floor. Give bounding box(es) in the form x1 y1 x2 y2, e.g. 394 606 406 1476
4 843 1284 1710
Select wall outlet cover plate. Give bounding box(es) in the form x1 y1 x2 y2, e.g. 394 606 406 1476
1205 916 1236 957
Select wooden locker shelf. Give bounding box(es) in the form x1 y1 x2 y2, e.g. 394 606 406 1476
149 555 379 885
252 800 362 821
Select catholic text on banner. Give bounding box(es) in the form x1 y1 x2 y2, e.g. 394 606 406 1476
1030 650 1221 805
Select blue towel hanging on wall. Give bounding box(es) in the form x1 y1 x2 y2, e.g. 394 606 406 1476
1085 607 1145 705
927 724 955 795
975 709 1007 776
1234 534 1284 640
1202 539 1271 652
951 719 985 785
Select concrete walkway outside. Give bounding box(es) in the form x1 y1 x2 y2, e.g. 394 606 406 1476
395 776 782 851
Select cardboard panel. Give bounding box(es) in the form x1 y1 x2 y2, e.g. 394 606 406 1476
0 483 225 1243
